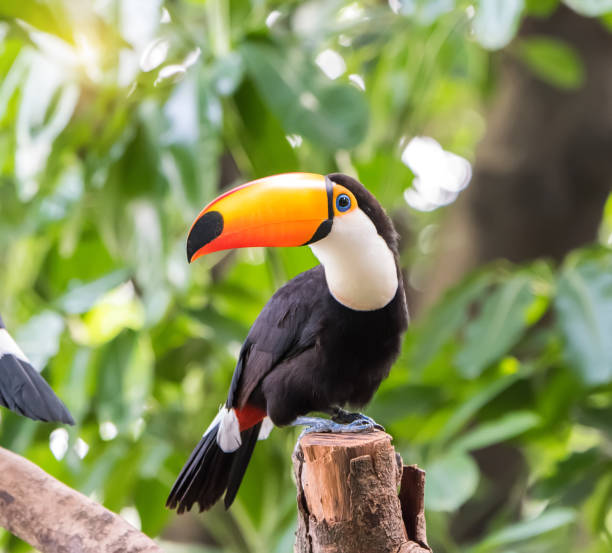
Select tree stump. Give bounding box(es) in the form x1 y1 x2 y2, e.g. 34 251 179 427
293 431 431 553
0 446 162 553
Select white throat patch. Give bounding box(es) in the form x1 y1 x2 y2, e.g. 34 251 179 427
309 209 398 311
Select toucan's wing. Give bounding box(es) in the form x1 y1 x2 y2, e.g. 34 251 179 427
227 266 326 408
0 316 74 424
167 270 325 515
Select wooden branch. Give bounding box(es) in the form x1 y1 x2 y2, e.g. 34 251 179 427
293 431 431 553
0 446 162 553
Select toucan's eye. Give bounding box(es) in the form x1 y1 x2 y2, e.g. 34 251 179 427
336 194 351 212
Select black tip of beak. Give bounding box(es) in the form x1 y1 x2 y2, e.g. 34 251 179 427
186 211 224 262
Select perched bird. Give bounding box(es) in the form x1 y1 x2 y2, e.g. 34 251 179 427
167 173 408 513
0 315 74 424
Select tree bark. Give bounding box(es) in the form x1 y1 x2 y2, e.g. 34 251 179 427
0 446 162 553
293 431 430 553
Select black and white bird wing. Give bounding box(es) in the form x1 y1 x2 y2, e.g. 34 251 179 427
227 266 325 409
0 316 74 424
167 268 326 513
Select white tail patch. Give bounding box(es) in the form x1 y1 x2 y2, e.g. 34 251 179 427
202 407 225 437
217 407 242 452
258 416 274 440
0 329 29 363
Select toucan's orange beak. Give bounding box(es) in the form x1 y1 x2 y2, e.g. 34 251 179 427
187 173 333 263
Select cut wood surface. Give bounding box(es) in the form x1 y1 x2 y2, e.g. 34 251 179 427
293 430 431 553
0 446 162 553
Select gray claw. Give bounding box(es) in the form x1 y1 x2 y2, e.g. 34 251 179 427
341 419 376 432
330 409 385 431
356 414 384 431
292 415 380 438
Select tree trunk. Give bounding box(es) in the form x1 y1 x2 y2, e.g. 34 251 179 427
293 431 430 553
421 5 612 311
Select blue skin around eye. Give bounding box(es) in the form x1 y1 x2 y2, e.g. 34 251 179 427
336 194 351 212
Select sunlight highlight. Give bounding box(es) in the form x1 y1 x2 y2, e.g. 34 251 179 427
349 73 366 90
49 428 69 460
286 134 303 148
140 38 170 72
402 136 472 211
74 438 89 459
316 49 346 80
100 421 119 441
266 10 282 28
74 33 103 81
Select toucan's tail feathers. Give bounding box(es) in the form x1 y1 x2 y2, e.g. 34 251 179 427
225 420 261 509
166 421 262 513
0 353 74 424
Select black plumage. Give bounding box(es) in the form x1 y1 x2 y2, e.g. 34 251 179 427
0 315 74 424
233 265 407 425
168 173 408 513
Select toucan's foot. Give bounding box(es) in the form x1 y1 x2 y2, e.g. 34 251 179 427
330 408 385 431
291 416 380 439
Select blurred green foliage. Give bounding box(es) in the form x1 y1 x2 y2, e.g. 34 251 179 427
0 1 611 552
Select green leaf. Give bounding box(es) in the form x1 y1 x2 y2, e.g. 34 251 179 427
163 77 220 210
58 347 92 422
451 411 540 452
123 334 155 423
577 405 612 433
436 371 526 444
525 0 560 16
516 37 584 90
405 271 493 373
80 441 129 497
231 78 299 176
57 270 129 314
0 0 73 43
563 0 612 16
15 310 65 369
354 152 414 208
477 508 575 549
587 472 612 534
555 256 612 385
211 52 244 97
96 330 153 429
473 0 525 50
456 275 537 378
531 448 603 501
425 450 479 511
241 40 368 150
110 123 162 199
369 384 445 422
96 332 136 426
135 477 172 536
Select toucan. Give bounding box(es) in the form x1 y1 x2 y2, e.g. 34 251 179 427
0 315 74 424
166 173 408 513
